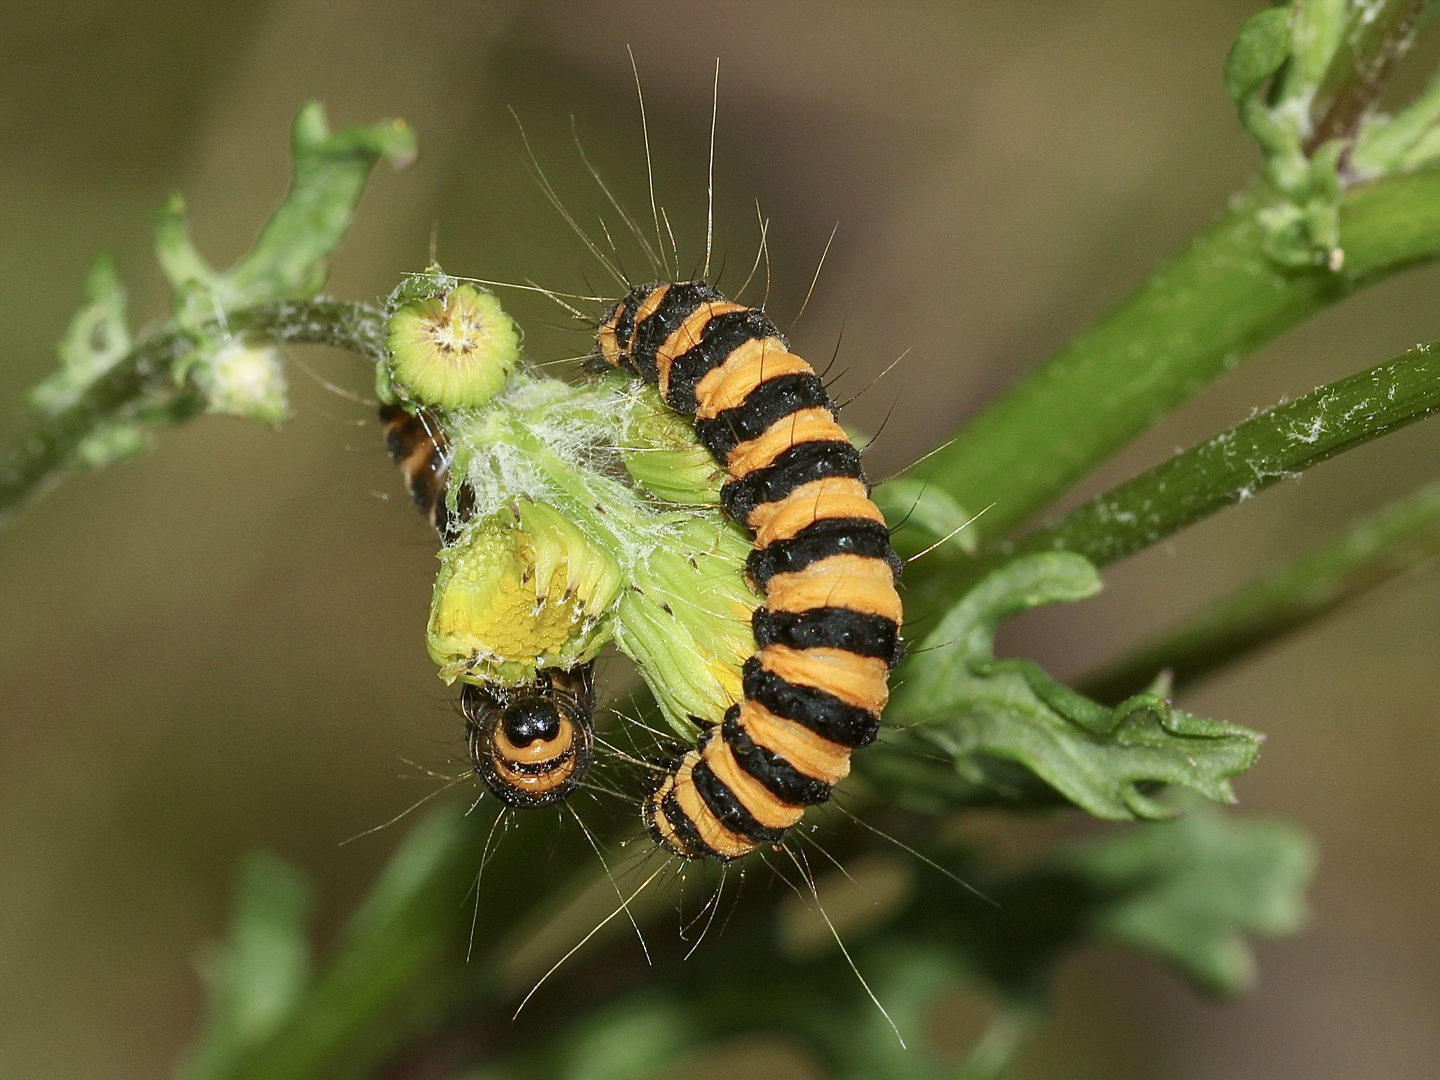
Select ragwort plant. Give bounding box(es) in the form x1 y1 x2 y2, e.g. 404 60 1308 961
9 3 1440 1077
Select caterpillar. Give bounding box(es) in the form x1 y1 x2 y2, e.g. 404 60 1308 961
462 666 597 808
379 402 474 542
380 401 598 808
596 281 904 861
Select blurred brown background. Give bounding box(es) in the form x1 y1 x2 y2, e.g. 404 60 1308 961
2 1 1439 1077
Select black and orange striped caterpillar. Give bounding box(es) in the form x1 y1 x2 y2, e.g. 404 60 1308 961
380 403 598 809
379 403 473 542
595 281 904 861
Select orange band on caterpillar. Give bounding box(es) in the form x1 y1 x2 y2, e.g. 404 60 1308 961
596 281 903 861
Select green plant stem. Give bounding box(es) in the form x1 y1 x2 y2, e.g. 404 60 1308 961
0 298 385 527
1079 480 1440 703
1306 0 1431 154
904 167 1440 551
1005 339 1440 568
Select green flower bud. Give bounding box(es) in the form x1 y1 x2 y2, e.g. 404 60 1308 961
613 378 724 505
613 516 759 737
195 339 289 427
386 280 518 411
427 500 622 686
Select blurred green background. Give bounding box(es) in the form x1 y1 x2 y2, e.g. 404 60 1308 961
2 1 1439 1077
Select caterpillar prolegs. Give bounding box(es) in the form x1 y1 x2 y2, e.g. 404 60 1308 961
379 402 598 808
596 282 904 862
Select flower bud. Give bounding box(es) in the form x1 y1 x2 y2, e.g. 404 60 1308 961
614 379 725 504
427 500 622 686
386 280 518 411
196 339 289 426
613 516 759 736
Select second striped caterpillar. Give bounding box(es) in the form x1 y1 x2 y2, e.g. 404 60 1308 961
380 401 599 809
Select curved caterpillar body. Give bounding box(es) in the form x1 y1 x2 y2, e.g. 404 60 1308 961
380 402 597 808
463 666 597 808
380 402 474 542
596 281 903 862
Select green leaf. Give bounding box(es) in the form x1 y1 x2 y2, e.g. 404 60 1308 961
1289 0 1347 92
155 193 224 300
224 101 416 306
889 554 1263 819
1059 798 1317 995
873 477 978 559
178 852 314 1080
1223 6 1293 104
28 254 132 416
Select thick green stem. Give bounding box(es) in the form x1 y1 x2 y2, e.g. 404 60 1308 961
904 167 1440 549
0 298 385 527
1079 480 1440 702
1007 339 1440 567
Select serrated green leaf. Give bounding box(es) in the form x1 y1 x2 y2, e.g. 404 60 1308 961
1224 6 1293 104
178 851 314 1080
1059 797 1317 995
889 554 1263 819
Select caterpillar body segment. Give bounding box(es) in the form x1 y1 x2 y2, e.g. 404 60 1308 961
597 281 903 862
379 402 474 541
463 665 597 808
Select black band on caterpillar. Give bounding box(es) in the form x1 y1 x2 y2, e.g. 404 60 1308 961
659 788 723 861
629 281 721 384
752 607 902 666
597 281 902 862
666 309 782 415
690 754 790 844
719 440 866 524
695 372 832 460
742 657 881 749
722 712 835 806
746 517 901 587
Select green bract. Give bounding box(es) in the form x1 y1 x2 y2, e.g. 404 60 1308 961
885 553 1264 819
613 516 759 735
385 284 518 411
